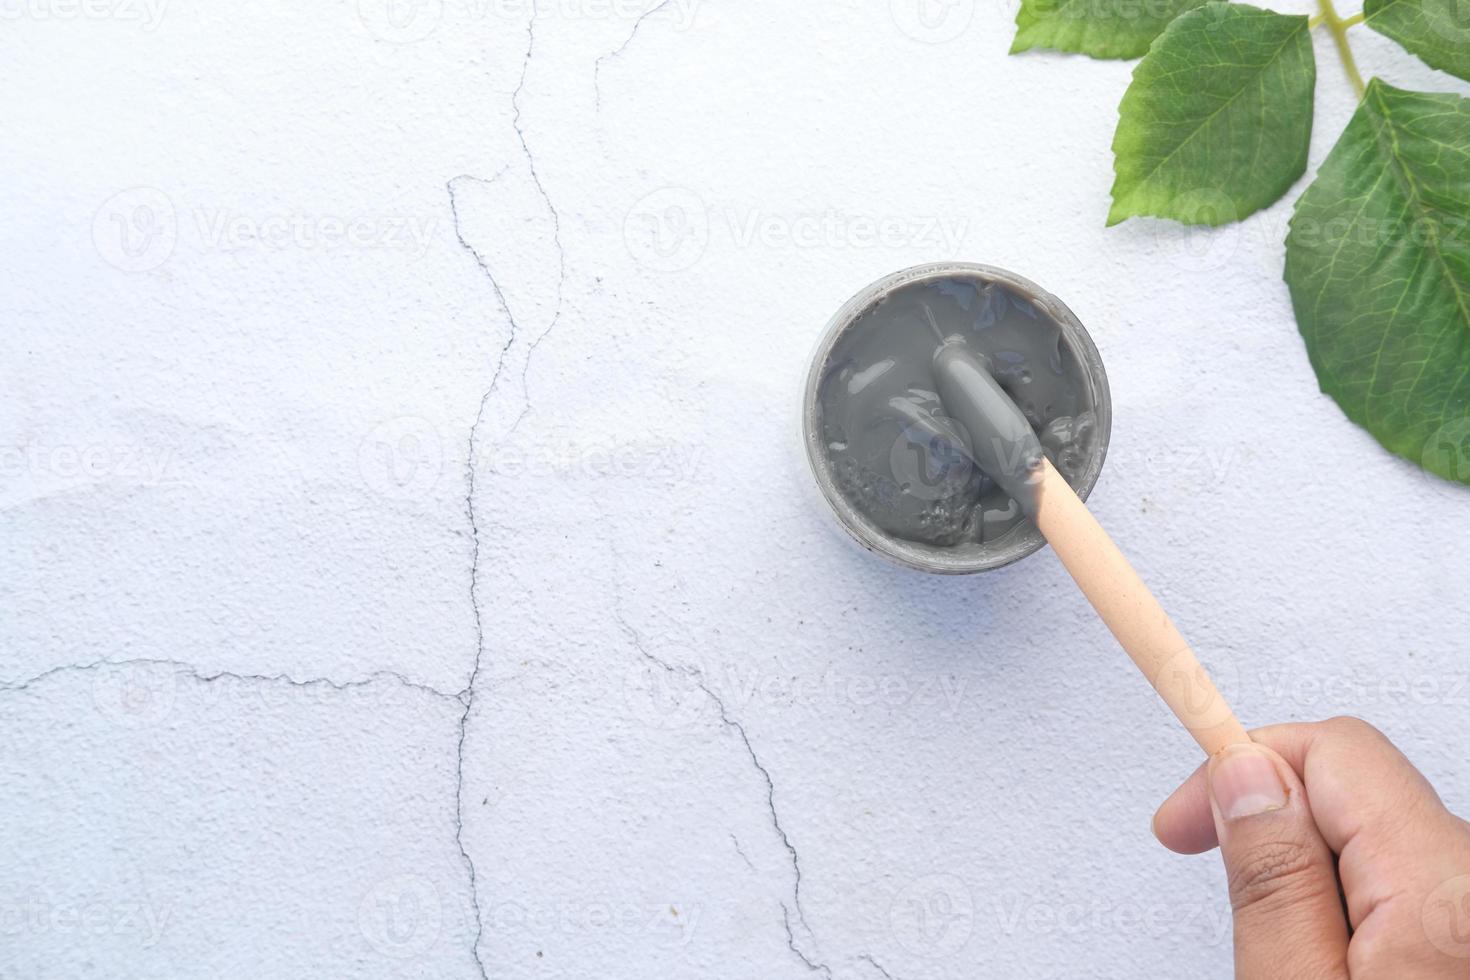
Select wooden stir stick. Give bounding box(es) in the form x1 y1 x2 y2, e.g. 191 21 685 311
930 336 1249 756
1031 456 1250 755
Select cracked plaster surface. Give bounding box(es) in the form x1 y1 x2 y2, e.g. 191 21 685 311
5 2 1470 978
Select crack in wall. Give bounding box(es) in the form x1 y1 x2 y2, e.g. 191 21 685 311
859 952 897 980
507 8 567 439
611 601 817 927
446 165 537 980
608 532 835 976
445 12 571 974
712 685 810 918
0 657 462 703
782 902 835 977
447 159 548 980
730 832 756 872
447 169 518 406
455 371 494 980
593 0 676 110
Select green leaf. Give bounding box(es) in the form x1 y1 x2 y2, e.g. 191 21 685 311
1107 2 1315 226
1010 0 1209 60
1284 80 1470 483
1364 0 1470 83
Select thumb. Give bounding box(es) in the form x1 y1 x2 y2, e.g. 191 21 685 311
1208 741 1349 980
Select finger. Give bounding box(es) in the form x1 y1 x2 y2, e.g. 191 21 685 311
1207 741 1349 980
1152 757 1211 853
1153 717 1451 862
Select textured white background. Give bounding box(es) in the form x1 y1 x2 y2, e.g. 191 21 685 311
3 1 1469 977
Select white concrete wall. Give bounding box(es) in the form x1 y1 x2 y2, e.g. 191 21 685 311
3 1 1468 976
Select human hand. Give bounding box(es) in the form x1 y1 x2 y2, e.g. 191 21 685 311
1152 717 1470 978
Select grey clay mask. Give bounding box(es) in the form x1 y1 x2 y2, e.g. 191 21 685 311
815 276 1099 549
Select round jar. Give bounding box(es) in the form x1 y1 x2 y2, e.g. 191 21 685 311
802 262 1112 574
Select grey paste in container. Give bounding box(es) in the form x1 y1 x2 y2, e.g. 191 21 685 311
803 263 1111 574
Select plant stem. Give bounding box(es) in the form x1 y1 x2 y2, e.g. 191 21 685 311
1341 11 1365 26
1316 0 1367 99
